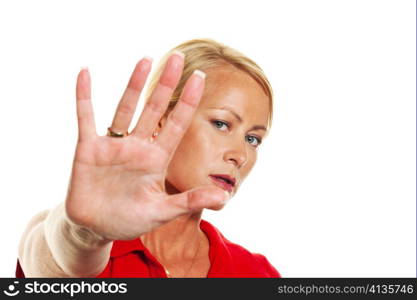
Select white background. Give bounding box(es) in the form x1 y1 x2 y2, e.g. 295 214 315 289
0 0 415 277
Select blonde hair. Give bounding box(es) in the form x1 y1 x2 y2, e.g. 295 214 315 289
146 38 274 130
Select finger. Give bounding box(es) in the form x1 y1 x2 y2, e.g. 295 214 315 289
165 187 230 217
110 57 152 134
131 51 185 139
156 70 206 157
76 68 97 141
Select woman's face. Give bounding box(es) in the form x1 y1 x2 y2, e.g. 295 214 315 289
162 64 270 198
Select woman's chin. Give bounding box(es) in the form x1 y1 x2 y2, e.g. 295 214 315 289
207 192 234 211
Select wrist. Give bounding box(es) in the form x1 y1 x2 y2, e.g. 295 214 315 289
64 215 112 249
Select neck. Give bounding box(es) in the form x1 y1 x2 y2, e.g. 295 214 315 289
140 180 205 260
140 212 203 260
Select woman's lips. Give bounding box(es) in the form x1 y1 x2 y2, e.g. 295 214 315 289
209 175 233 193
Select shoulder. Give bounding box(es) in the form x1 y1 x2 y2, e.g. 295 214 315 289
223 235 281 277
201 220 281 277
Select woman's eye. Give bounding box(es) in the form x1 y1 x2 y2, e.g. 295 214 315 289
246 135 262 147
212 120 262 147
212 120 229 131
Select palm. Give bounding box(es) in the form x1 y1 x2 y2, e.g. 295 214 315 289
65 54 227 241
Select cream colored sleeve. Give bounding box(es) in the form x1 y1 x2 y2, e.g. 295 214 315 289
18 203 113 278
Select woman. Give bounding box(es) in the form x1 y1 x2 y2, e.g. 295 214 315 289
16 39 280 278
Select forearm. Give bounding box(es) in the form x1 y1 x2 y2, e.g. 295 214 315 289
20 203 113 277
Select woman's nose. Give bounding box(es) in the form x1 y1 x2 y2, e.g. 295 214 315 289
224 142 248 168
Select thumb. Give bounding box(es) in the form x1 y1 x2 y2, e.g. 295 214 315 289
166 186 230 215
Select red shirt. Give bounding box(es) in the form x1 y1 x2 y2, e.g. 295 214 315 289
16 219 281 278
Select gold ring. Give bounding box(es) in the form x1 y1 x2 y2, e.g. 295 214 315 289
107 127 129 138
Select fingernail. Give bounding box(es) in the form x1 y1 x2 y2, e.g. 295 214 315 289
172 50 185 59
80 67 89 80
143 55 153 63
193 69 206 79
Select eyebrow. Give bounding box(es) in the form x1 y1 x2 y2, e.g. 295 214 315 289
207 107 267 131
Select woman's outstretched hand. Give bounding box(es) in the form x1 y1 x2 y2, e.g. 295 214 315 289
66 52 228 241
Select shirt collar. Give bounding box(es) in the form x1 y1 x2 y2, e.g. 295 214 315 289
110 236 145 257
109 219 229 259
